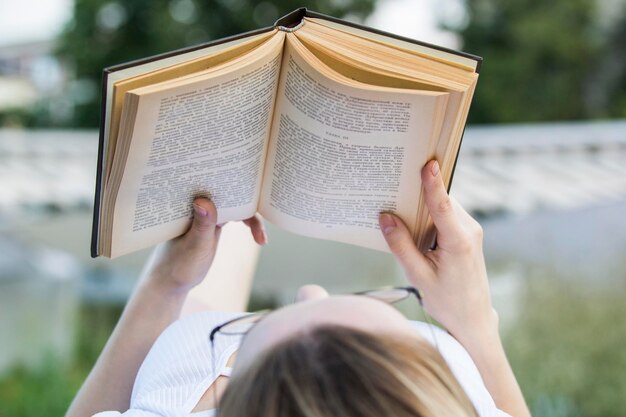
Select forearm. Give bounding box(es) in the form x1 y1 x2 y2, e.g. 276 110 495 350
185 222 261 312
66 279 189 417
457 322 531 417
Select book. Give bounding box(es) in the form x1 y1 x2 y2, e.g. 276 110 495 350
91 7 481 258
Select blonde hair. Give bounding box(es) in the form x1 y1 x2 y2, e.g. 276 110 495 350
219 325 478 417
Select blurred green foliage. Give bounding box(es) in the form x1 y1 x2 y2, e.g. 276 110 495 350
449 0 626 123
0 108 38 128
55 0 375 127
505 277 626 417
0 303 123 417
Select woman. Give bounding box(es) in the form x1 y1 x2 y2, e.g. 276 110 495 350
67 161 531 417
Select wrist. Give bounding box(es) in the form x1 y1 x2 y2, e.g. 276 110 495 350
139 252 204 295
138 274 193 301
453 308 501 353
139 243 211 296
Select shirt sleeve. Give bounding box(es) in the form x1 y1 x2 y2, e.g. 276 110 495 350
92 410 165 417
408 320 508 417
127 311 244 414
92 405 511 417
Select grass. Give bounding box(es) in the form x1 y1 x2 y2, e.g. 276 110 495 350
504 276 626 417
0 303 123 417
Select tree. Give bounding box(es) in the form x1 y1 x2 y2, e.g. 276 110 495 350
587 5 626 118
449 0 626 124
56 0 375 127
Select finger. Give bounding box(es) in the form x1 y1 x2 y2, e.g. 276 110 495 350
189 198 218 240
294 284 329 302
243 214 267 245
379 213 434 287
421 160 463 241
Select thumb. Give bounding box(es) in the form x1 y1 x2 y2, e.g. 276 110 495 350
190 198 218 237
379 213 434 287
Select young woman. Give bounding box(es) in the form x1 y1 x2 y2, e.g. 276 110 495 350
67 161 531 417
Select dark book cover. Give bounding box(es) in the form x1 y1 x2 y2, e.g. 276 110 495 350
91 7 482 257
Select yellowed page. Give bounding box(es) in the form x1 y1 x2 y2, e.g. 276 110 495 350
293 25 474 164
108 33 285 258
304 17 479 72
104 31 277 182
258 36 448 252
290 25 478 250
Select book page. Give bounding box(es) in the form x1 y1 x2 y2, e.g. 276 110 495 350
304 17 479 72
104 30 277 182
109 34 284 257
258 37 448 252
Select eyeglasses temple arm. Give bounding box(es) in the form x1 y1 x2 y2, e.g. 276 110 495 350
209 326 221 343
403 286 424 304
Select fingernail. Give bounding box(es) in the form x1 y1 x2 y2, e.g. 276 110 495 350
431 161 440 177
193 203 208 217
379 213 397 235
263 230 269 245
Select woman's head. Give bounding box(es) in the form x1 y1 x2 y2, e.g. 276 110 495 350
233 293 416 372
219 324 478 417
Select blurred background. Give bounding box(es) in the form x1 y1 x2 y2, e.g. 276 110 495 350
1 0 625 416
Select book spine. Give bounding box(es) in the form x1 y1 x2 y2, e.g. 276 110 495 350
274 7 307 28
91 69 110 257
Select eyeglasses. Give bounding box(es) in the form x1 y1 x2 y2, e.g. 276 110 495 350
208 286 439 413
209 286 439 349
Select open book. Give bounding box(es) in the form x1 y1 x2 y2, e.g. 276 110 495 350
92 8 481 258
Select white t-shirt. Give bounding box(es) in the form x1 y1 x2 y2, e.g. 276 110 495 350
93 311 511 417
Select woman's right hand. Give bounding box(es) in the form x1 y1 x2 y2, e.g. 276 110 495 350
379 160 498 347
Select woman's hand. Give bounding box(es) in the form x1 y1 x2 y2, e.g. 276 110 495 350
380 160 531 417
144 197 267 294
379 160 497 346
67 197 267 417
66 198 267 417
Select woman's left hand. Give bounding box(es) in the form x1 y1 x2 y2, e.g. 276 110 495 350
143 197 267 293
